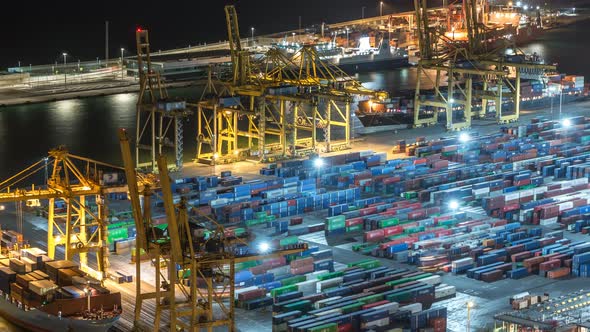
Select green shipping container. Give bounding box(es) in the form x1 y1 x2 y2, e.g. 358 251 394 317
346 225 363 233
270 285 298 298
279 236 299 246
326 215 346 230
281 275 306 286
284 300 311 312
347 259 375 268
358 293 384 305
317 271 344 281
341 302 363 314
379 218 399 228
309 323 338 332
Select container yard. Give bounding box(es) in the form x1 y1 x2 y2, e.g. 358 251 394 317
2 0 590 331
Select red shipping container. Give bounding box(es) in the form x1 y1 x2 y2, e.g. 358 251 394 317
290 257 313 268
290 264 314 275
345 218 363 227
511 251 532 262
383 226 404 237
290 217 303 226
408 210 427 220
360 207 378 216
364 229 385 243
362 300 390 310
491 219 508 227
238 288 266 301
338 323 353 332
540 259 562 271
502 204 520 212
434 215 452 224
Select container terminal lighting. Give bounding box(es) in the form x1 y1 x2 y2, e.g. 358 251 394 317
562 118 571 127
314 158 324 168
258 242 270 253
459 132 470 143
449 200 459 210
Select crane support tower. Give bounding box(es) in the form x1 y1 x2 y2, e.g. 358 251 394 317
195 5 387 165
413 0 555 130
135 28 192 172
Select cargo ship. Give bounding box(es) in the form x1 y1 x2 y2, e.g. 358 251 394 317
333 36 409 73
0 244 121 332
274 35 409 74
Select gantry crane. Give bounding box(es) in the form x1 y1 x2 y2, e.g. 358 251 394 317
120 128 306 331
0 147 137 281
195 5 387 164
135 28 192 172
413 0 555 130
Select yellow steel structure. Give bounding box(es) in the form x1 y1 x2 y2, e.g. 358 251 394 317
135 29 191 172
413 0 555 130
120 128 306 331
0 148 134 281
195 5 387 164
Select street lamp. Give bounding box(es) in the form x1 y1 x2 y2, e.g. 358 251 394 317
362 6 366 19
449 200 459 211
258 242 270 253
459 132 470 143
452 26 456 40
251 27 255 42
62 53 67 87
120 48 125 80
84 286 91 311
346 28 350 47
466 301 475 332
448 98 455 128
292 32 296 44
380 1 384 17
562 118 571 128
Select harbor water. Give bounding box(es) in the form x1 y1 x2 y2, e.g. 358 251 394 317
0 16 589 332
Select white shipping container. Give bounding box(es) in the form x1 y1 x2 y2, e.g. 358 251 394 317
359 150 374 157
419 275 441 286
315 308 342 316
268 265 290 277
315 296 341 309
372 301 399 314
361 317 390 329
316 277 343 293
519 189 534 198
435 285 456 299
473 188 490 196
540 217 558 225
472 224 491 231
399 303 422 314
295 280 318 296
505 193 520 202
534 186 547 196
558 201 574 212
452 257 474 268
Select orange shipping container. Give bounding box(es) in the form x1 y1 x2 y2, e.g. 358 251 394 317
547 267 570 279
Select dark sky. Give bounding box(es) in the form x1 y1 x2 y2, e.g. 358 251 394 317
0 0 425 70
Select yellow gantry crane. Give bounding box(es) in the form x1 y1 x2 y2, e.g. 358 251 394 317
119 128 306 331
0 147 136 281
195 5 387 164
413 0 555 130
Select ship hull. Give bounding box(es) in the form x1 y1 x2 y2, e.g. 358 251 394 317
0 296 119 332
337 57 409 73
